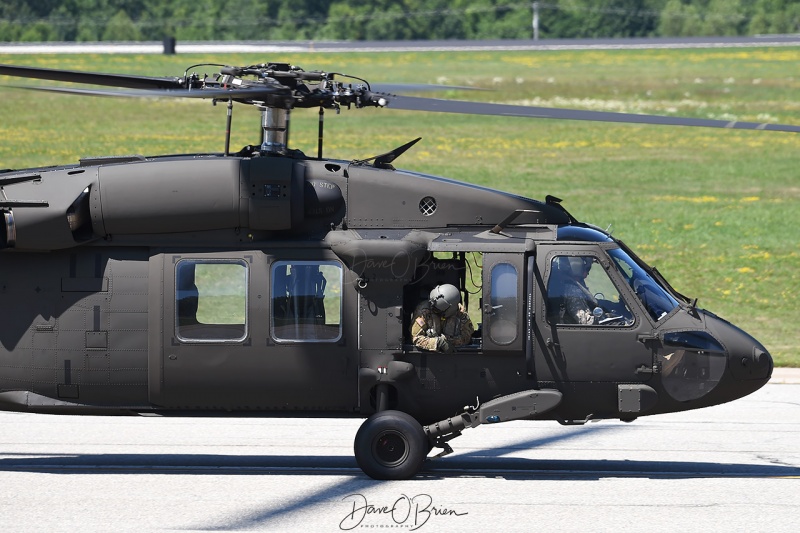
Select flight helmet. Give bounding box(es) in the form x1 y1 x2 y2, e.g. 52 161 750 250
429 284 461 318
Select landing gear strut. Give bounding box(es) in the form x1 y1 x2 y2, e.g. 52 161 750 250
353 389 563 479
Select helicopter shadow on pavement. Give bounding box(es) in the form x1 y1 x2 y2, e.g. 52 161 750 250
1 423 796 481
2 424 797 532
192 423 800 531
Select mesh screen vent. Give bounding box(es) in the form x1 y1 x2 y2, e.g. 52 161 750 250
419 196 437 216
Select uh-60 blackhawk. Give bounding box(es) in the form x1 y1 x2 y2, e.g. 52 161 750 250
0 61 792 479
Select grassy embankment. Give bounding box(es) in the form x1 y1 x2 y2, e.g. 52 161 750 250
1 48 798 365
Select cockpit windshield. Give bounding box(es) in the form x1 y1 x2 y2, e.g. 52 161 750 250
607 248 679 321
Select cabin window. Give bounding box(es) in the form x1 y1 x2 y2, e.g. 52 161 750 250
271 260 343 342
175 260 248 342
546 255 633 326
487 262 518 345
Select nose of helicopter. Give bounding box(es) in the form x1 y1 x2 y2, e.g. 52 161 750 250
727 335 773 383
660 312 773 405
707 314 773 384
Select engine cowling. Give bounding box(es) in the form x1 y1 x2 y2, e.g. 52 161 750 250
2 156 345 250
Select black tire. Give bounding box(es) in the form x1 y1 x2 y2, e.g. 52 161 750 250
354 410 428 480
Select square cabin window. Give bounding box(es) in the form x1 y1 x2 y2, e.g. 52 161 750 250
176 260 248 342
271 260 342 342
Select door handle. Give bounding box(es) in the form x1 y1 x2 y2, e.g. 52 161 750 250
637 332 658 344
635 363 660 375
483 303 502 316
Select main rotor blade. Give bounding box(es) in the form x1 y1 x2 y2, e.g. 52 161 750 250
387 95 800 133
0 63 183 90
9 84 286 101
371 83 487 94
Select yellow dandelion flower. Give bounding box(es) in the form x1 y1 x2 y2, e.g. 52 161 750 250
737 267 755 274
745 251 772 260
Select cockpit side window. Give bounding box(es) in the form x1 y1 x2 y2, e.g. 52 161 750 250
546 255 634 326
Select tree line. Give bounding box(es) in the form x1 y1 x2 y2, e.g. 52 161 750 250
1 0 798 43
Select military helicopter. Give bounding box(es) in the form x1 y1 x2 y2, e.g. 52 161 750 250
0 61 792 480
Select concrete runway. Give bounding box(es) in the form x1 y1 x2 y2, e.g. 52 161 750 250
1 382 798 532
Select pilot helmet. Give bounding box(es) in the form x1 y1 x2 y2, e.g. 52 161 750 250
429 284 461 318
560 256 592 277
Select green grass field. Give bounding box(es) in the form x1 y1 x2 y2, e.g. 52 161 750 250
1 48 798 365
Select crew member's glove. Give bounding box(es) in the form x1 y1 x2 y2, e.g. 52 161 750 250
436 335 453 353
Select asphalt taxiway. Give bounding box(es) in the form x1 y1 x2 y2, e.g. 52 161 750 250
0 379 798 532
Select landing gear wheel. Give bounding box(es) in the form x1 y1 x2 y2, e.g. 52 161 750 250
354 410 428 480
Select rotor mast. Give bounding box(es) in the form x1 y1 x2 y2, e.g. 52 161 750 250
260 106 290 154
